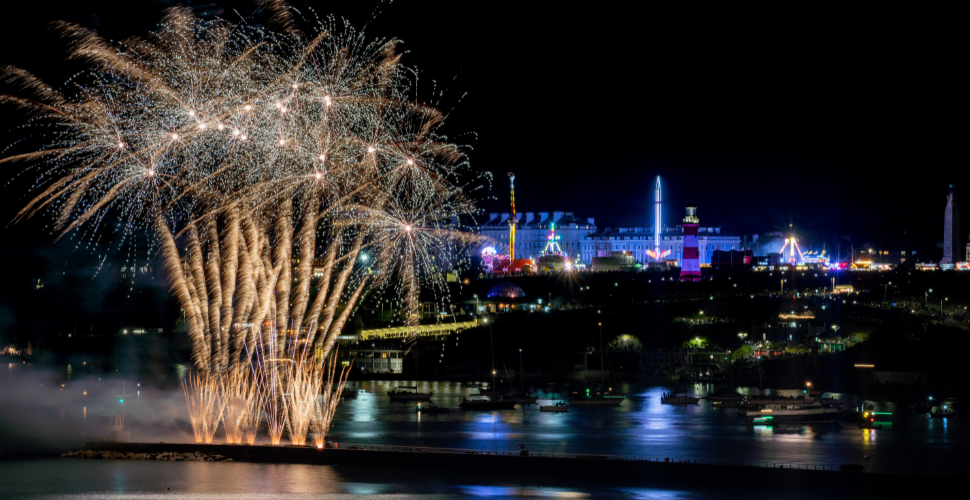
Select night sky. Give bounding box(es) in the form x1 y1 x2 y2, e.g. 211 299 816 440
0 1 962 239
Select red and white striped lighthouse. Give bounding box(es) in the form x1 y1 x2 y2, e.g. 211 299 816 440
680 201 701 281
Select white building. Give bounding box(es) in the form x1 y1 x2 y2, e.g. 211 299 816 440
582 226 741 266
473 211 597 263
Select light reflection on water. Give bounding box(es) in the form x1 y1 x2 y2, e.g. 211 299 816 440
324 381 967 476
2 458 743 499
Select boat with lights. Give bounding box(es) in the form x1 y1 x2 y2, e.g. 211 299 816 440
746 397 839 424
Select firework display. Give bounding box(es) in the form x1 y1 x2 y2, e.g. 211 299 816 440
3 1 484 444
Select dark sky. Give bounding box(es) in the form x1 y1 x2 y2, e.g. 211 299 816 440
0 1 963 236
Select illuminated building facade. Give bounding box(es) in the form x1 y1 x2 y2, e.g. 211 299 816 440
474 211 597 263
581 226 740 267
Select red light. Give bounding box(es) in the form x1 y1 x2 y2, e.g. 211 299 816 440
870 418 874 422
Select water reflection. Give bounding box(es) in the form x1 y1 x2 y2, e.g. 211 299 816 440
323 380 967 476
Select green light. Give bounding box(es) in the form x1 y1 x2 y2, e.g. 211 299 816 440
120 399 124 403
873 412 892 415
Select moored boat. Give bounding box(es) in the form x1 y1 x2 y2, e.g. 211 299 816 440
387 390 433 402
930 405 956 418
747 397 840 424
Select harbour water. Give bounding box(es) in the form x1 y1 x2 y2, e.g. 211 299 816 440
1 367 965 499
329 380 966 476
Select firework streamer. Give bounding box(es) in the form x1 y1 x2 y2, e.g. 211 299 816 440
250 324 287 445
181 371 225 444
221 363 263 444
312 347 353 447
283 332 322 446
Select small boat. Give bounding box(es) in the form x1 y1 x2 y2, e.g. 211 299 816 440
387 390 433 402
540 401 570 412
459 397 517 410
417 402 450 414
341 389 359 399
661 393 700 405
930 405 956 418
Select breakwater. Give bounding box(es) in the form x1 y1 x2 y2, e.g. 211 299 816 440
80 441 962 498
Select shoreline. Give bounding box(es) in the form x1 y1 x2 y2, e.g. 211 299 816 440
76 441 963 498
